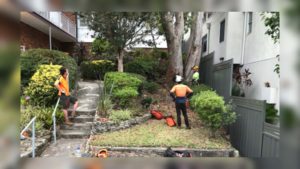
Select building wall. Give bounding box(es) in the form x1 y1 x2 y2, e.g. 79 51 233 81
201 12 280 108
226 12 244 63
202 12 228 64
241 57 280 108
242 13 280 107
20 22 71 52
243 13 279 64
63 12 76 23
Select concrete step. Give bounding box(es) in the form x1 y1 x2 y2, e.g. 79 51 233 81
69 115 94 123
67 109 96 116
60 123 93 130
59 130 90 139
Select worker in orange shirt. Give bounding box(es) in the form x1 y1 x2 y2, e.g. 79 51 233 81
54 67 78 125
170 75 193 129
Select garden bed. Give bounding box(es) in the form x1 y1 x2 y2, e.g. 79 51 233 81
90 85 234 151
89 119 231 149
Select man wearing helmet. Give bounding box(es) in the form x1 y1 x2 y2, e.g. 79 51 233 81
191 66 200 85
170 75 193 129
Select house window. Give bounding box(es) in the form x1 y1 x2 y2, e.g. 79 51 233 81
79 17 88 27
247 12 253 34
219 19 225 43
203 13 207 23
20 45 26 52
202 34 208 53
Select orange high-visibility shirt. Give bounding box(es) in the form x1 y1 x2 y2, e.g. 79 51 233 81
55 76 70 96
170 84 193 97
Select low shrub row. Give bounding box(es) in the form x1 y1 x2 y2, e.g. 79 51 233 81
20 105 64 131
80 60 115 80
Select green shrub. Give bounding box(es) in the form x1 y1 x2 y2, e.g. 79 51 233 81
24 64 61 106
143 81 159 94
190 91 236 136
20 105 64 130
191 84 212 95
114 87 139 108
104 72 143 93
109 109 132 123
125 57 159 80
266 104 279 124
21 48 77 88
80 60 115 80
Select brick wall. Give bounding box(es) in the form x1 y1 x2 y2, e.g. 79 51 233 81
63 12 76 23
20 22 64 51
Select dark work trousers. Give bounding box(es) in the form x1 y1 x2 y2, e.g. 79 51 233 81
175 102 190 127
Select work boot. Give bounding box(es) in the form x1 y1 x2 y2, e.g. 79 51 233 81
186 126 191 130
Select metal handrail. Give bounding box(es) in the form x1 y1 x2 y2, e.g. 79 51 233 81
20 116 37 158
52 98 61 144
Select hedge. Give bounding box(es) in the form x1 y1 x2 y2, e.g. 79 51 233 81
21 48 77 89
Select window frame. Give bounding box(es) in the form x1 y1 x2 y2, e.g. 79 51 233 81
219 19 225 43
247 12 253 34
202 34 208 53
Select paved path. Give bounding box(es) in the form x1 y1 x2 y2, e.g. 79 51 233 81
41 81 101 157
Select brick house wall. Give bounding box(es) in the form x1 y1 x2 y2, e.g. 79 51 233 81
20 22 69 52
63 12 76 23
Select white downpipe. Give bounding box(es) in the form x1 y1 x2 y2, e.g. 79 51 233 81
241 13 247 65
49 26 52 50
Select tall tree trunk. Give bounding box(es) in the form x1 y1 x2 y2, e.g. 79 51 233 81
117 49 124 72
161 12 184 84
184 12 203 82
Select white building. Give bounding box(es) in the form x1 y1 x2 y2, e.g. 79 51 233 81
201 12 280 107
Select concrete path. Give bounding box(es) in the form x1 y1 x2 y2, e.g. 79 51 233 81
41 81 101 157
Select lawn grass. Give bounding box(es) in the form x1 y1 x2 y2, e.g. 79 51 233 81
90 119 231 149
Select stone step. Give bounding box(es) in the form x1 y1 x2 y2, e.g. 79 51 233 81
67 109 96 116
69 115 94 123
59 130 90 139
60 123 93 130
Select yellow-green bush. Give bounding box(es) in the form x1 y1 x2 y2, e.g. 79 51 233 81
24 64 61 107
80 60 115 80
21 48 77 88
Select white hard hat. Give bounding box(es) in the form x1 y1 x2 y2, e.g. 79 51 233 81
175 75 183 82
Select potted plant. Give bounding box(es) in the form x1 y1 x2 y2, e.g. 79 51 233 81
232 65 253 97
